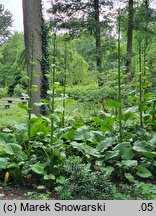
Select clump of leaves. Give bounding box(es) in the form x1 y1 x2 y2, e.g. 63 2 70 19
115 174 156 200
55 156 114 200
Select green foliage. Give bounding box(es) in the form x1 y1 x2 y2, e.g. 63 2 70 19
0 4 12 44
49 35 89 86
114 181 156 200
0 33 26 95
55 156 114 200
14 84 27 96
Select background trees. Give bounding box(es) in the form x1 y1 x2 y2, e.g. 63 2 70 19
0 4 12 44
48 0 113 86
0 33 26 95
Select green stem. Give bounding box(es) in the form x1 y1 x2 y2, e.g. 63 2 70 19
152 100 156 130
139 38 143 128
62 42 67 127
118 9 122 142
51 32 56 145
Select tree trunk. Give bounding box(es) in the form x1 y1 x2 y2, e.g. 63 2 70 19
126 0 133 83
22 0 43 115
94 0 103 87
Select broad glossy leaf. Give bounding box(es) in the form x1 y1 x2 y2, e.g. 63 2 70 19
7 163 19 169
92 131 104 143
75 126 94 142
0 136 5 145
44 174 55 180
70 141 100 158
104 150 119 161
97 138 114 153
18 102 28 111
114 142 133 160
31 164 45 175
62 129 76 141
136 165 152 178
124 173 135 182
133 145 146 153
56 176 67 184
100 117 115 131
0 158 8 169
4 143 22 155
124 106 138 113
118 160 138 168
142 152 156 159
107 100 121 108
149 136 156 146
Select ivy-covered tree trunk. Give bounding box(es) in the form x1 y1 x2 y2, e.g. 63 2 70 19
41 20 50 115
22 0 43 115
94 0 103 87
126 0 134 83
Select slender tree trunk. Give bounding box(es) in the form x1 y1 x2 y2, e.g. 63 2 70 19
126 0 133 83
94 0 103 87
22 0 43 115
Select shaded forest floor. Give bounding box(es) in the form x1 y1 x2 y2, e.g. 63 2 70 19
0 186 57 200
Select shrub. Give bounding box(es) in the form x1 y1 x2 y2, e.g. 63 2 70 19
55 156 115 199
0 87 8 96
14 84 27 96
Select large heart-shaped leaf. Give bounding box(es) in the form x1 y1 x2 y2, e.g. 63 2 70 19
97 138 114 153
114 142 133 160
75 126 94 142
92 131 104 143
70 141 101 158
4 143 22 155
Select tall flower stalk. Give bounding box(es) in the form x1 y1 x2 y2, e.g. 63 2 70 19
51 32 56 145
118 9 122 142
62 42 67 127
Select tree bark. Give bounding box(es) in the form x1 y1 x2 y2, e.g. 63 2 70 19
22 0 43 115
94 0 103 87
126 0 133 83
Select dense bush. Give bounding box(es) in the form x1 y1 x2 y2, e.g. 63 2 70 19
55 156 115 200
0 87 8 96
14 84 27 96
